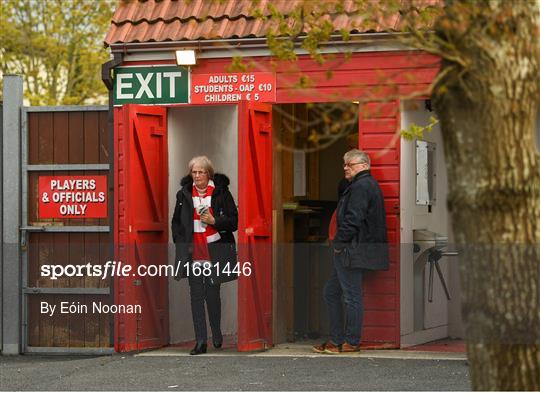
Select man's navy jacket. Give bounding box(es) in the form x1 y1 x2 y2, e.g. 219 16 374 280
333 170 390 270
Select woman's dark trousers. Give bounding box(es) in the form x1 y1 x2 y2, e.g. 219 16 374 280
188 275 222 343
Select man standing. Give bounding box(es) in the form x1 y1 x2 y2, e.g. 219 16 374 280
313 149 389 354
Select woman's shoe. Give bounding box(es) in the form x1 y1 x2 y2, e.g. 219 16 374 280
212 334 223 349
190 341 207 355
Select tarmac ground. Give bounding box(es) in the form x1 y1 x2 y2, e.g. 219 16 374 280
0 344 470 391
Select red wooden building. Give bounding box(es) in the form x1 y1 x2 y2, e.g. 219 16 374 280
103 0 455 353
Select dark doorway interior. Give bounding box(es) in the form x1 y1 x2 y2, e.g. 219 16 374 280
273 102 358 343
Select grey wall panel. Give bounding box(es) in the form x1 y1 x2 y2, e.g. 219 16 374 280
0 101 3 351
2 75 23 354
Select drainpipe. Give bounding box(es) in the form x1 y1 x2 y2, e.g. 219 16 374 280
101 52 123 348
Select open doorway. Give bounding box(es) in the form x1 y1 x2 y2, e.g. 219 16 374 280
114 102 272 352
272 102 359 344
167 105 239 345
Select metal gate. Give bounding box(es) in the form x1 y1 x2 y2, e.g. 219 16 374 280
20 105 113 354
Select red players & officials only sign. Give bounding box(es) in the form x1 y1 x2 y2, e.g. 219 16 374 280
38 176 108 218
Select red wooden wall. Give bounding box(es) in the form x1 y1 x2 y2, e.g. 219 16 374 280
359 101 401 347
120 50 438 348
194 51 436 348
125 51 438 104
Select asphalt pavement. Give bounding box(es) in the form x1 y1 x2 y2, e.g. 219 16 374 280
0 352 470 391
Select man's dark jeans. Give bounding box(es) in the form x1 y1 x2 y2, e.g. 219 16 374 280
323 252 365 346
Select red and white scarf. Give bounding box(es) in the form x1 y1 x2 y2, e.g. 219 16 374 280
192 179 221 261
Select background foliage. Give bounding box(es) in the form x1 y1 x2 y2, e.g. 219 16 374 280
0 0 114 105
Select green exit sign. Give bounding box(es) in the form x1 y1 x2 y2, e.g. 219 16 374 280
113 66 189 105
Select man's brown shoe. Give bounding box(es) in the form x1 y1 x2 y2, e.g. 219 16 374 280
312 341 329 353
341 342 361 353
323 341 342 354
312 341 341 354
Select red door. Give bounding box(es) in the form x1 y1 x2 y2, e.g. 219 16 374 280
237 102 273 351
114 104 169 352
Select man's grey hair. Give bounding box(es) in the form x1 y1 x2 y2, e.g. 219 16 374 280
343 149 371 168
188 155 215 178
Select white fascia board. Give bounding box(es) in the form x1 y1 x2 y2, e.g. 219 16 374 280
118 38 414 63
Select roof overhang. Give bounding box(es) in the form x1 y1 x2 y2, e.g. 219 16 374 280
108 32 415 62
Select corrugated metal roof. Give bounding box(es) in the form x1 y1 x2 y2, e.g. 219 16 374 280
105 0 403 46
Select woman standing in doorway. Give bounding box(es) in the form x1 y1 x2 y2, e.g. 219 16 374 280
172 156 238 355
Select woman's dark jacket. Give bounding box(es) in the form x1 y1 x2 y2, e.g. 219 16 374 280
171 173 238 284
333 170 390 270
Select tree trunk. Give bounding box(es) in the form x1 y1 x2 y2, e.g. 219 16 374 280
432 1 540 390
